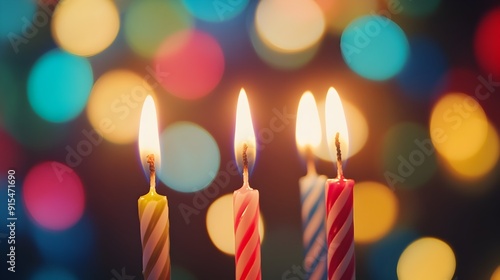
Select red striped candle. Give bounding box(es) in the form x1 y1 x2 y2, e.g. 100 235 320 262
233 89 261 280
324 88 355 280
325 175 355 280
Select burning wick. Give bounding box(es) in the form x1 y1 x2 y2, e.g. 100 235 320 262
242 143 249 186
335 132 343 178
147 154 155 190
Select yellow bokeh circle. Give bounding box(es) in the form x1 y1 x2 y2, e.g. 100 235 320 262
52 0 120 56
444 122 499 180
430 92 488 161
353 181 398 244
397 237 456 280
206 194 265 256
86 69 155 144
255 0 325 52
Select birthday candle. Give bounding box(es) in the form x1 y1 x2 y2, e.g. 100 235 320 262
233 89 262 280
138 96 171 280
296 91 328 280
325 88 355 280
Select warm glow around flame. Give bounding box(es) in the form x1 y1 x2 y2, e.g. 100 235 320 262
325 87 349 161
296 91 322 153
234 88 256 173
138 95 161 173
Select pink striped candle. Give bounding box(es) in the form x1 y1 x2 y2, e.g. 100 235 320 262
233 161 261 280
233 89 261 280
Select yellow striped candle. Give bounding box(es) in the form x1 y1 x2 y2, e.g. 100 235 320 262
138 96 171 280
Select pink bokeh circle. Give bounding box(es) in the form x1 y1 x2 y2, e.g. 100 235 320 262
154 29 225 100
23 161 85 231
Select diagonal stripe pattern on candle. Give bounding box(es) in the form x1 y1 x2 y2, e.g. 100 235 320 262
139 197 171 280
325 180 355 280
300 174 328 280
234 187 261 280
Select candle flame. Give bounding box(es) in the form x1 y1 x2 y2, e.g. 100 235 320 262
234 88 256 174
138 95 161 176
325 87 349 163
295 91 322 154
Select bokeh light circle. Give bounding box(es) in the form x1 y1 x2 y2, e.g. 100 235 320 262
27 49 93 123
397 237 456 280
52 0 120 56
182 0 249 22
474 7 500 77
23 161 85 231
325 0 378 35
206 194 265 255
315 100 369 161
341 15 409 81
159 122 220 192
255 0 325 52
31 266 78 280
396 37 447 101
430 92 488 161
154 30 225 100
383 122 437 189
354 181 399 243
125 0 193 58
443 122 499 180
87 69 155 144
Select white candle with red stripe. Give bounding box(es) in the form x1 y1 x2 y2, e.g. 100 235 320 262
233 89 262 280
325 88 355 280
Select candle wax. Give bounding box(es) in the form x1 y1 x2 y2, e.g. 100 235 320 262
325 176 355 280
234 183 261 280
139 187 171 280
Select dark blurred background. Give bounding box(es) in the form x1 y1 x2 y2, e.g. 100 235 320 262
0 0 499 279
